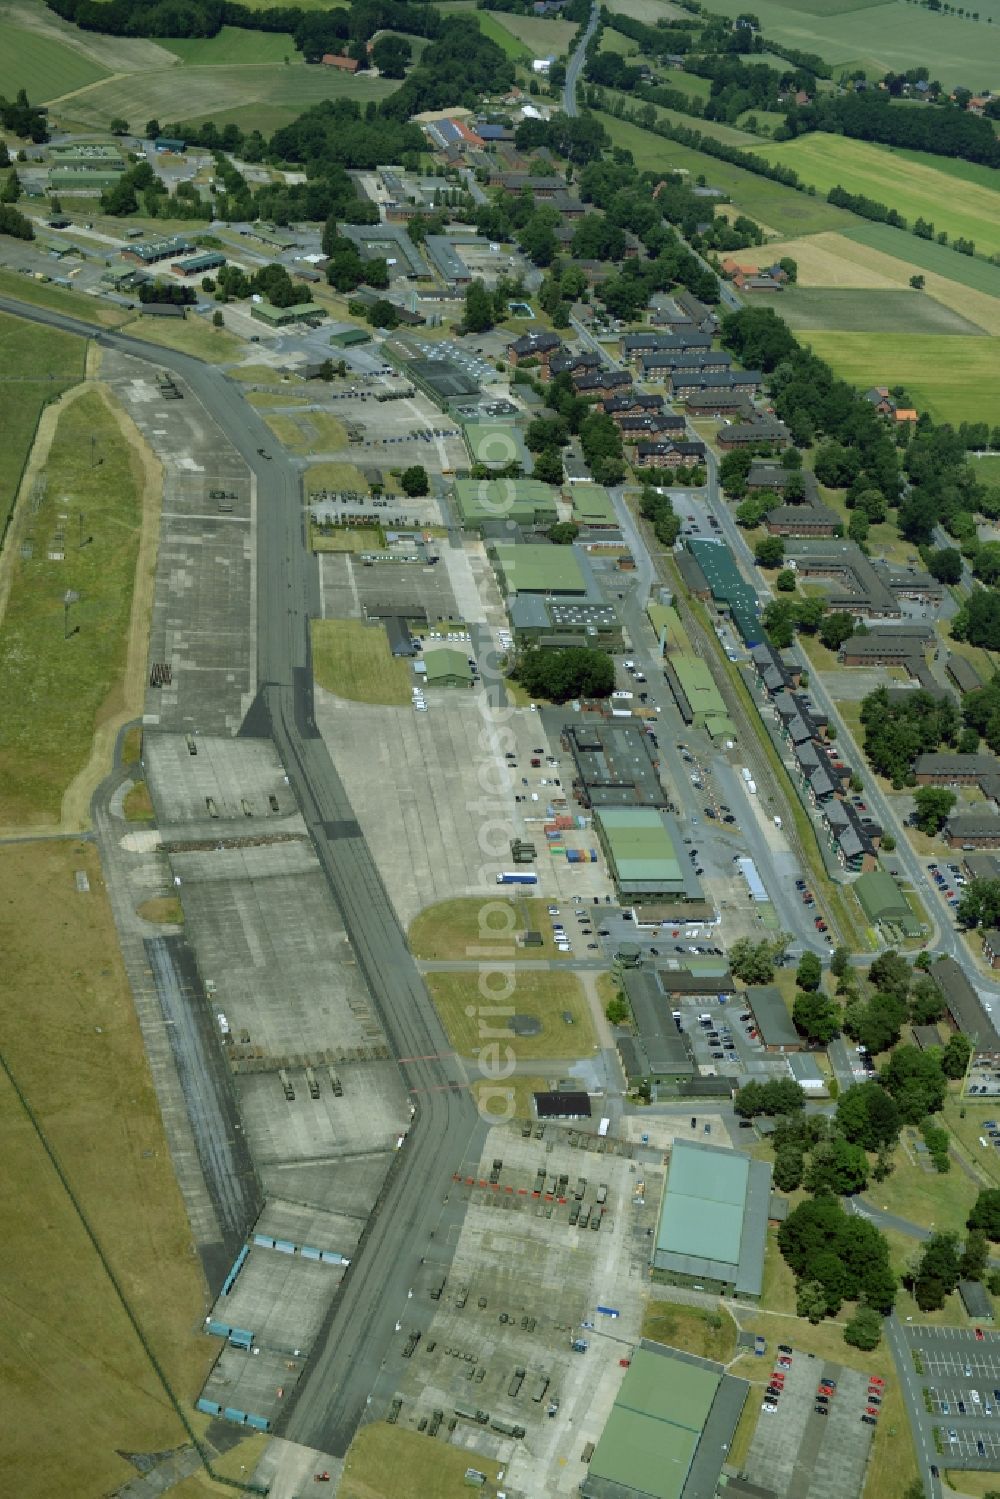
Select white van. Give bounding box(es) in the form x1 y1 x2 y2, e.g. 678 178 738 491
612 690 634 701
740 767 753 783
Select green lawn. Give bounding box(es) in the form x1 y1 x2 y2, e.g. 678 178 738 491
597 113 855 237
311 618 413 705
408 895 573 961
0 312 86 541
971 454 1000 486
0 387 143 823
774 286 988 336
159 26 297 65
613 95 759 149
843 222 1000 299
490 11 577 53
0 268 128 328
643 1299 737 1362
0 23 109 103
341 1422 506 1499
693 0 1000 93
803 331 1000 424
473 11 530 57
761 134 1000 259
872 1139 980 1232
425 969 598 1060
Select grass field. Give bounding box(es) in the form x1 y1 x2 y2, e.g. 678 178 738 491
490 11 577 53
311 618 413 705
409 895 573 961
123 779 155 821
803 331 1000 424
971 454 1000 487
0 22 109 102
341 1422 506 1499
0 839 215 1499
474 11 531 57
0 387 144 824
693 0 1000 92
642 1299 737 1362
425 969 598 1060
159 26 297 65
757 229 1000 334
264 409 348 453
0 312 85 541
761 135 1000 258
0 267 128 328
310 524 383 553
775 286 987 336
597 114 855 237
125 314 246 364
57 61 398 136
306 460 375 493
873 1138 980 1231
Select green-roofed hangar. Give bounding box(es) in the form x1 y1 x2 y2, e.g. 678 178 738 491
582 1342 749 1499
687 538 761 647
853 870 921 938
653 1139 771 1299
453 478 558 532
594 806 704 906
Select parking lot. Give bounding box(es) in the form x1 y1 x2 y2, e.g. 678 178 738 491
742 1346 881 1499
906 1325 1000 1471
365 1120 658 1497
672 997 792 1081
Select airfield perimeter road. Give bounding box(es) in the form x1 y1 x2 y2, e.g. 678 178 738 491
0 297 484 1456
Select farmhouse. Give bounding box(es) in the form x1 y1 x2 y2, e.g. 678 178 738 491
321 53 359 71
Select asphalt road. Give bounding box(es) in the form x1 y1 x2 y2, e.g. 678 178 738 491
563 1 599 116
0 297 484 1455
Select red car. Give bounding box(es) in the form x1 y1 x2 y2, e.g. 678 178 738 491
866 1407 880 1418
976 1328 986 1341
869 1376 885 1389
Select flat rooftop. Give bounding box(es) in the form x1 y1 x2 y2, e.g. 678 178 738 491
654 1139 770 1297
564 721 668 808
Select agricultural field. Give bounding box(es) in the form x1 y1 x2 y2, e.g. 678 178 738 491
606 0 691 20
804 330 1000 424
55 57 398 136
0 311 85 540
489 11 578 54
0 384 148 825
760 134 1000 258
597 113 855 236
0 840 217 1499
473 11 532 58
158 26 297 66
756 229 1000 335
0 22 109 102
774 286 987 335
692 0 1000 92
843 221 1000 298
612 94 760 149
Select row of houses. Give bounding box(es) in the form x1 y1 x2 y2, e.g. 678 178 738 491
749 640 884 871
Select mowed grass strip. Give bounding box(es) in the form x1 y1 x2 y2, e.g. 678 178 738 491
803 330 1000 424
425 969 597 1059
0 840 214 1499
0 388 143 824
0 266 129 328
409 895 574 961
0 312 85 538
124 313 245 364
311 618 413 705
0 23 109 101
760 135 1000 257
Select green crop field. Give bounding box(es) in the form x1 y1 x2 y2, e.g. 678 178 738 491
0 312 85 542
159 26 298 65
613 94 759 149
473 11 529 57
0 23 109 103
804 331 1000 424
761 134 1000 258
877 145 1000 195
775 286 988 336
694 0 1000 91
842 222 1000 299
57 61 398 134
597 113 855 236
490 11 577 53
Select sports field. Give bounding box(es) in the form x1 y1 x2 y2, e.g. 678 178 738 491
804 331 1000 424
56 58 397 134
761 134 1000 258
0 312 85 540
0 23 109 102
692 0 1000 91
774 286 987 335
757 230 1000 335
597 113 854 236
